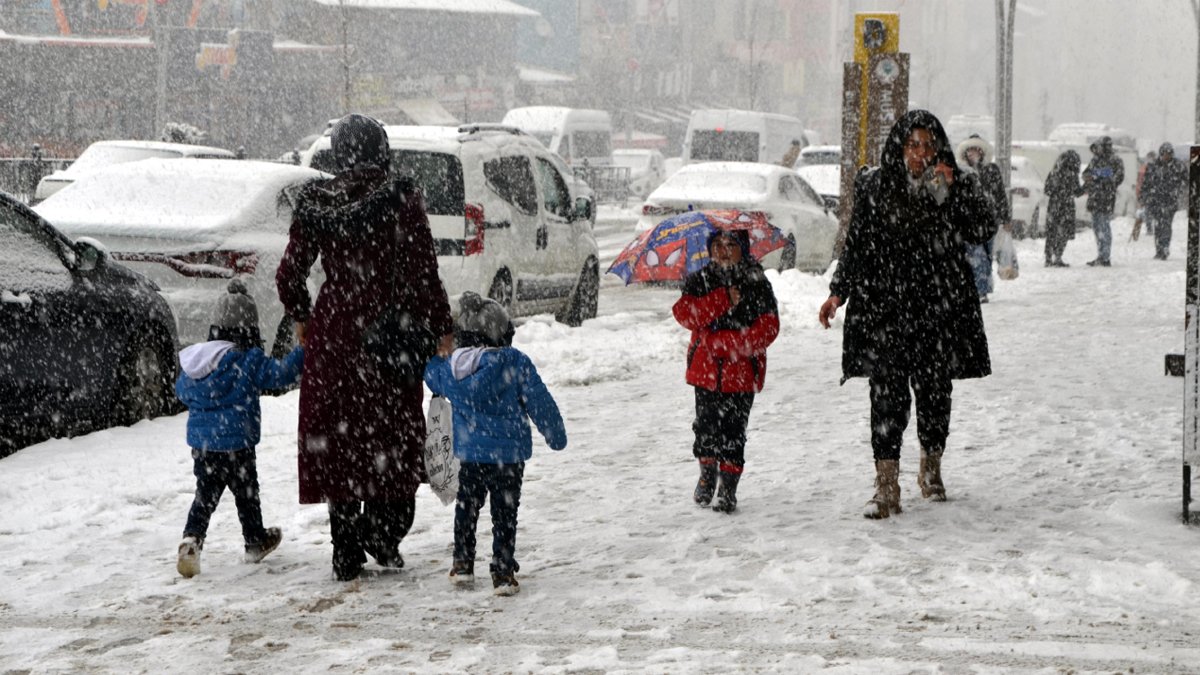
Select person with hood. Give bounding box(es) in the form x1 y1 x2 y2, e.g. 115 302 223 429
1082 136 1125 267
1140 143 1187 260
424 292 567 596
276 113 454 582
956 135 1009 302
1043 149 1085 266
174 279 305 578
817 109 994 519
673 228 780 514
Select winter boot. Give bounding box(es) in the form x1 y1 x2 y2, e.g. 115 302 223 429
492 571 520 596
450 559 475 586
176 535 203 578
863 459 901 519
918 448 947 502
244 527 283 564
693 458 718 506
712 464 742 514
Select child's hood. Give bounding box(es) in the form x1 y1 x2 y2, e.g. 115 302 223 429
179 340 236 379
449 346 502 380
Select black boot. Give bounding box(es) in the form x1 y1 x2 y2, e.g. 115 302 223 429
330 502 366 581
693 459 718 506
712 467 742 513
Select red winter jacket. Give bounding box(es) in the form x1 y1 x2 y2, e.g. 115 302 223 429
672 264 779 393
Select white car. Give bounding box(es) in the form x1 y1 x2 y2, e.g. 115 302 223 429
635 162 838 272
305 124 599 326
34 159 326 350
795 164 841 211
1008 156 1049 239
795 145 841 168
613 149 666 199
34 140 236 203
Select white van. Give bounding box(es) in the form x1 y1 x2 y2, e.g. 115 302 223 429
501 106 613 167
305 125 599 326
682 109 807 166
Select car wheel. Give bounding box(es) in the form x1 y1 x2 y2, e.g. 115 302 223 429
488 269 514 312
557 259 599 328
778 235 797 272
111 328 174 426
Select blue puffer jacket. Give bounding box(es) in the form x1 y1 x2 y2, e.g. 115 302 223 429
424 347 567 464
175 341 305 452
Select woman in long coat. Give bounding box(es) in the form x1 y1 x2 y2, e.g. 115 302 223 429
818 109 994 519
1042 149 1083 267
277 114 453 581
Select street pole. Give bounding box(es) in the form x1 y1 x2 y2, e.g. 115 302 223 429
1191 0 1200 142
994 0 1016 190
340 0 352 115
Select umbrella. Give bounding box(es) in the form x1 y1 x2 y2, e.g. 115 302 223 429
606 209 788 284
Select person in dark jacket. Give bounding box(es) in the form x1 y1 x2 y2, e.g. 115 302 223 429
817 109 994 519
1043 150 1085 267
1082 136 1125 267
276 114 454 582
1141 143 1187 260
424 292 567 596
956 135 1009 302
175 279 305 578
673 228 780 513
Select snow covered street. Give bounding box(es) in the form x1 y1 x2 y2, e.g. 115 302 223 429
2 211 1198 673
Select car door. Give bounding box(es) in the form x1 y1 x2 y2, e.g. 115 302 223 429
482 153 541 308
781 174 837 269
533 154 583 303
0 202 108 430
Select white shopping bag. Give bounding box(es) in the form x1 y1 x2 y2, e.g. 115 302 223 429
423 395 459 505
995 228 1020 280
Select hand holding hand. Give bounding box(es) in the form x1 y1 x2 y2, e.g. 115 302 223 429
818 295 842 329
294 321 308 347
437 332 455 357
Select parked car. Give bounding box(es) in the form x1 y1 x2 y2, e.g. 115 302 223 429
1008 156 1049 239
795 145 841 167
35 159 326 350
613 148 667 199
795 164 841 211
33 140 236 203
305 124 600 326
0 191 178 447
636 161 838 272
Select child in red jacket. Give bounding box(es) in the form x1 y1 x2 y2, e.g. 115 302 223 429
672 230 780 513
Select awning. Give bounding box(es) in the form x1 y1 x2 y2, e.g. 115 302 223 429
397 98 460 126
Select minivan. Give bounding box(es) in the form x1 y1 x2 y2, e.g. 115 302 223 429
501 107 613 167
306 125 600 326
683 109 808 166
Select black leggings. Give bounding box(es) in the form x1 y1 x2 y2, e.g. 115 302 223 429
868 371 953 461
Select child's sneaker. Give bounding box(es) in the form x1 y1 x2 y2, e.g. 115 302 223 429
491 571 520 596
177 536 203 578
449 560 474 586
244 527 282 564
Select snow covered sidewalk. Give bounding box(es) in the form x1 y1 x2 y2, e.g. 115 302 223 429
1 216 1198 673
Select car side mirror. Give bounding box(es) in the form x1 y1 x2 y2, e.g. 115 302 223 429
73 237 108 272
573 196 594 224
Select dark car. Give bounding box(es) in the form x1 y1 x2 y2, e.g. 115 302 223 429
0 192 178 451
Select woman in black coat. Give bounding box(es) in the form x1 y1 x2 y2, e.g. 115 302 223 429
1042 150 1084 267
818 109 994 519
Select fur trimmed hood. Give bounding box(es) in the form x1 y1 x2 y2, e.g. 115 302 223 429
956 135 993 166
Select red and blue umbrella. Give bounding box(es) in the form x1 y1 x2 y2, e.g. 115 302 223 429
607 209 788 284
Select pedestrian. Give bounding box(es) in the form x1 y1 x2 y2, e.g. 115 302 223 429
1082 136 1125 267
1134 150 1157 239
424 292 567 596
276 113 454 582
817 109 994 519
673 228 780 514
781 139 802 168
1140 143 1187 260
1043 149 1085 267
956 134 1009 303
175 279 305 578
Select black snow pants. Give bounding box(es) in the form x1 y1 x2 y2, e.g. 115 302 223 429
692 387 755 469
183 447 267 546
868 369 953 461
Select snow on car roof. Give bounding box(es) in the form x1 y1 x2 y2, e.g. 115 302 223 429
796 165 841 197
307 0 538 16
673 161 786 178
34 159 325 238
82 140 235 156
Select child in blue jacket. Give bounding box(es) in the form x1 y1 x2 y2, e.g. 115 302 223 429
174 279 304 578
424 292 566 596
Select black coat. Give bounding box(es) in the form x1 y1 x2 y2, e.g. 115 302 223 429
977 163 1010 226
1044 152 1084 236
830 110 995 382
1084 149 1125 215
1141 158 1187 218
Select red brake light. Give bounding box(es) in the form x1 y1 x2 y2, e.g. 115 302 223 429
1010 187 1030 198
112 250 258 278
464 203 485 256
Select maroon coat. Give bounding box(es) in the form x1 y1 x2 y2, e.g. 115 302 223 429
276 169 453 504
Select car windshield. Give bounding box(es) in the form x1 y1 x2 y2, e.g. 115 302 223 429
690 130 759 162
531 133 554 149
665 170 766 195
309 149 464 216
68 146 184 173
